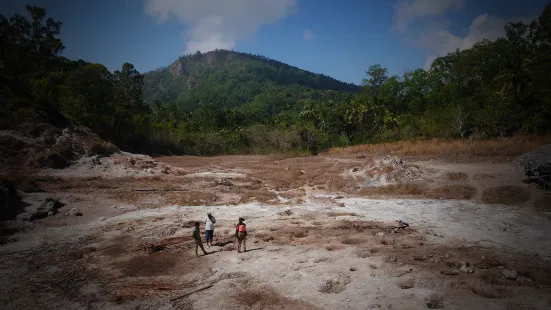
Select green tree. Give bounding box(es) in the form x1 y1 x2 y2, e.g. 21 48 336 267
493 23 533 103
0 5 64 79
59 63 114 135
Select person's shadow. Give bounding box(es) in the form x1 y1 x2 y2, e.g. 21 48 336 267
242 247 264 253
212 241 233 247
201 247 263 256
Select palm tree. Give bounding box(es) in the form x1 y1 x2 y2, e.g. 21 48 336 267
493 55 532 103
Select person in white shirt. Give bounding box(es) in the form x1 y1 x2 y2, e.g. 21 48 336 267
205 212 216 247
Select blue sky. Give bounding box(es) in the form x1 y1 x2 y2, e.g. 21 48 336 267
1 0 548 84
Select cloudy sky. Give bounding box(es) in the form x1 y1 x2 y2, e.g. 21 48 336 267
1 0 548 84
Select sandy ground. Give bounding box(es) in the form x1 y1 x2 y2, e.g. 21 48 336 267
1 152 551 310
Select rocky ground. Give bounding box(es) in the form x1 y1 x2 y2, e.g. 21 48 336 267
1 149 551 310
514 144 551 168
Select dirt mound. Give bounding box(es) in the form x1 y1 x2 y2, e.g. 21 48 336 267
0 125 117 174
40 151 187 179
0 80 117 174
514 144 551 168
345 155 422 187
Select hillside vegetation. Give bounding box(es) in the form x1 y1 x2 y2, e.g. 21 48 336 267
144 49 359 109
1 4 551 158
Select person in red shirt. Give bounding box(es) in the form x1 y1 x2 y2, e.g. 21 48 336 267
235 217 247 253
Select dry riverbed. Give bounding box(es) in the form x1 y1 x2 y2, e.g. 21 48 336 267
1 151 550 310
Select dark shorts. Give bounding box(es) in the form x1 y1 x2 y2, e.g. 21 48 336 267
205 230 214 241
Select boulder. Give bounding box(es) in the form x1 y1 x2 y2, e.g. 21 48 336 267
65 208 82 216
459 265 475 274
502 269 518 280
27 197 64 221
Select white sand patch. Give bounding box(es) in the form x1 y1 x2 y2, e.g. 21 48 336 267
16 197 542 260
2 194 550 309
38 152 186 178
340 198 551 258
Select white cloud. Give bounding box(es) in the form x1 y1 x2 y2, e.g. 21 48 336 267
185 16 236 53
393 0 535 69
145 0 297 54
393 0 465 32
416 14 532 69
303 29 313 41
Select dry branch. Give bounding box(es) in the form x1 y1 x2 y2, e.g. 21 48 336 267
169 285 214 302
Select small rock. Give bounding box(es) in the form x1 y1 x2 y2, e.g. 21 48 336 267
375 232 385 237
397 220 409 229
458 261 470 268
91 156 101 166
66 208 83 216
38 197 64 215
279 209 293 216
352 167 360 172
350 267 357 272
459 265 474 274
502 269 518 280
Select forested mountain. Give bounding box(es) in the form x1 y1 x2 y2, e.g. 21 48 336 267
2 4 551 157
143 50 360 109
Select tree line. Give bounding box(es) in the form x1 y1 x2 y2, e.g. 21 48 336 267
2 4 550 156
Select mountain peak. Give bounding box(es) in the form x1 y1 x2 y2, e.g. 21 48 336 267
144 50 359 108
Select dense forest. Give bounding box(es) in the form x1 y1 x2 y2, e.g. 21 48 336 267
143 50 360 109
1 4 551 156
